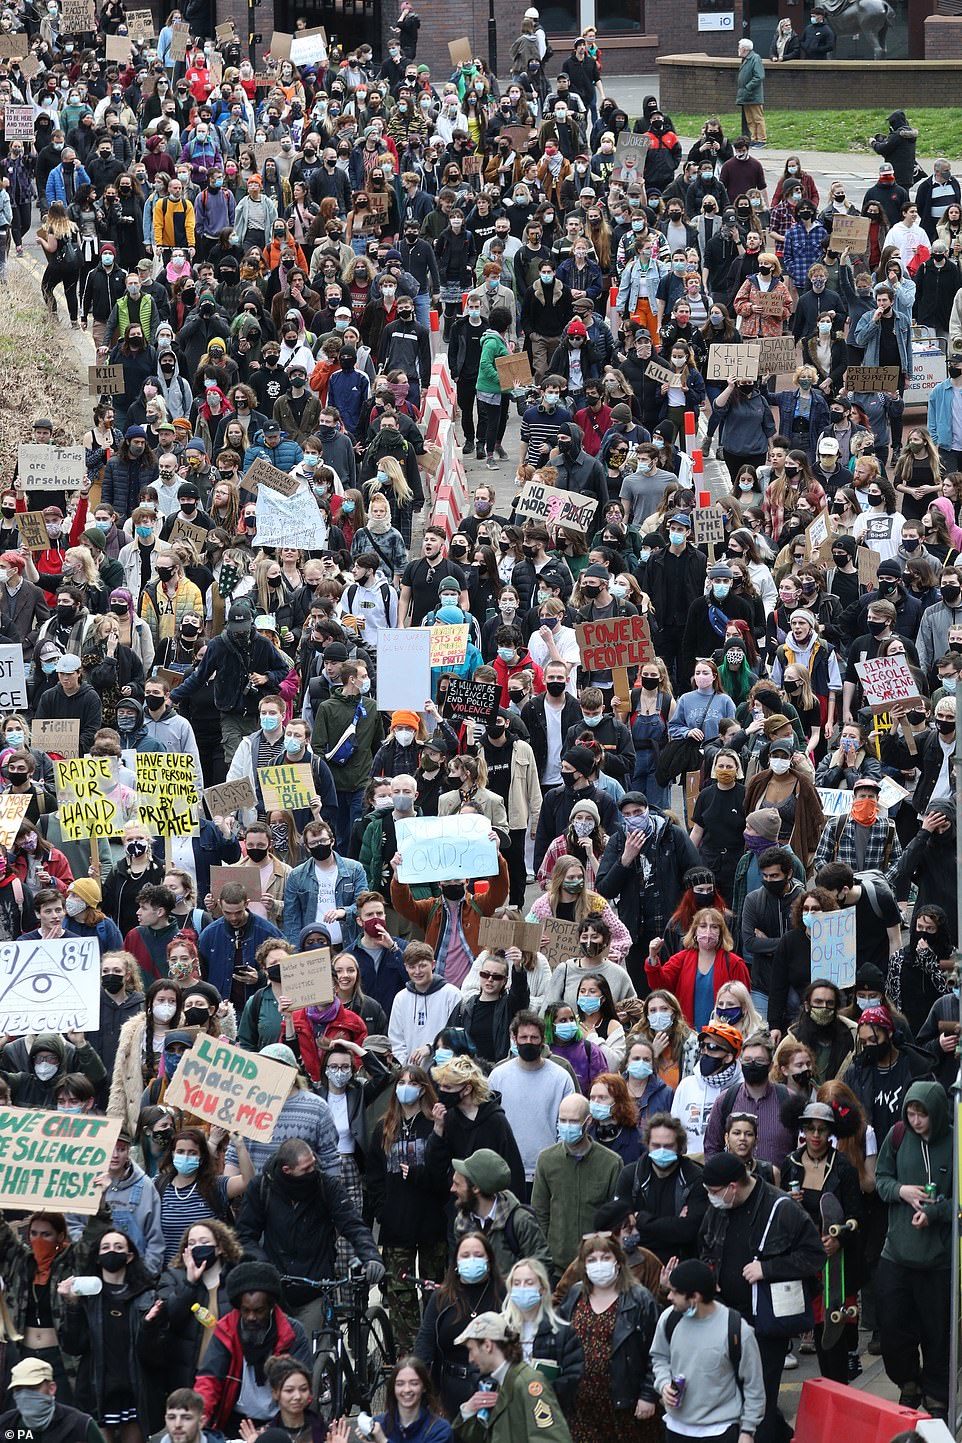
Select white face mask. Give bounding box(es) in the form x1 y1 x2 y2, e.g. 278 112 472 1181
65 895 87 917
770 756 791 775
154 1001 177 1022
585 1258 618 1285
706 1187 734 1210
34 1061 59 1081
394 728 415 748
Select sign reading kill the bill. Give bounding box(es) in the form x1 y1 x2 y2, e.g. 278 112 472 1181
706 342 761 382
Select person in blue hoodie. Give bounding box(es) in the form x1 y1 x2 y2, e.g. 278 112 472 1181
327 347 371 439
430 605 483 700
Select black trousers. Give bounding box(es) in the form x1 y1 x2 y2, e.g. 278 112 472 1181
477 396 509 455
876 1256 950 1405
507 826 528 908
755 1334 792 1443
456 374 478 444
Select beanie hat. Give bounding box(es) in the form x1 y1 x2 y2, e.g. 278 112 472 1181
70 878 102 909
569 799 601 825
226 1261 284 1305
855 963 886 992
702 1152 747 1187
391 710 420 733
610 403 633 423
877 558 902 578
260 1042 298 1068
566 318 588 337
745 807 780 841
564 744 595 776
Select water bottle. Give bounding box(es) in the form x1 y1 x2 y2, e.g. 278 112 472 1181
478 1376 497 1423
71 1277 103 1296
191 1302 217 1328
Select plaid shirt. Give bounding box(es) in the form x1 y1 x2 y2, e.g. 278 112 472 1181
812 813 902 874
782 220 829 290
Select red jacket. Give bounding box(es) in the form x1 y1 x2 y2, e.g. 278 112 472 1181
492 651 545 707
293 1000 368 1083
195 1306 308 1428
12 845 73 895
644 946 750 1026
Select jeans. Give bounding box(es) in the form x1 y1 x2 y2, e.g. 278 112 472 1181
335 786 364 852
751 989 769 1020
414 291 432 329
631 749 670 810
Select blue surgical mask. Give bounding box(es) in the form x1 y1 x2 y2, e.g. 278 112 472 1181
582 713 603 727
302 453 319 467
627 1059 653 1080
42 661 58 675
649 1146 678 1168
498 647 516 662
396 1082 422 1105
434 1047 454 1066
457 1256 489 1283
589 1100 613 1121
284 735 302 755
712 582 731 599
578 995 601 1014
172 1153 200 1176
942 677 957 693
136 525 153 540
342 500 355 513
5 731 24 748
557 1120 584 1145
261 713 280 731
510 1284 541 1310
669 529 686 546
554 1021 578 1042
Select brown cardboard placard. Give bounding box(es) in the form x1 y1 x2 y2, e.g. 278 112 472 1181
215 20 237 39
478 915 545 956
685 770 701 819
125 8 154 38
280 947 334 1009
164 1034 294 1140
60 0 94 27
30 718 80 759
268 28 292 59
203 777 257 817
253 141 283 173
169 22 189 58
856 545 881 587
18 53 40 80
88 362 124 396
692 505 726 547
258 763 314 811
756 335 798 376
16 511 50 551
169 515 209 551
448 36 473 66
827 213 871 253
209 863 263 900
105 32 132 61
367 190 390 215
576 613 654 672
752 290 787 317
539 917 583 969
706 342 761 382
643 358 677 387
462 153 482 177
495 352 532 392
0 34 28 57
845 366 901 393
245 455 300 497
502 125 533 153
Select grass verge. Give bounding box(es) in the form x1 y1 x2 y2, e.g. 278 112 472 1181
666 109 962 154
0 268 86 472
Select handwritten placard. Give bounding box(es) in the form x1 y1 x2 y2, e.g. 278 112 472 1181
816 787 854 818
539 916 582 969
644 359 678 387
0 794 29 850
0 35 28 57
752 290 787 318
204 777 257 817
615 131 649 174
396 814 497 885
757 335 798 375
828 213 871 253
707 342 761 382
845 366 901 393
576 613 654 672
125 7 154 37
495 352 533 391
164 1034 295 1141
855 653 922 709
3 105 33 140
444 676 499 724
259 763 314 811
88 362 124 396
0 645 27 711
30 717 80 758
60 0 95 27
169 515 209 551
0 1108 120 1214
515 482 596 535
17 444 85 491
692 506 726 546
808 905 856 989
246 455 300 497
429 624 468 668
478 915 544 956
0 936 100 1033
280 947 333 1009
56 756 122 840
14 511 47 551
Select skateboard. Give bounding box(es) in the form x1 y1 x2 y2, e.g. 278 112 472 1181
820 1193 859 1349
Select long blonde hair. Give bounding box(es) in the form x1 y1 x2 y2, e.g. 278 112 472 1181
66 545 100 587
546 855 602 927
369 454 413 506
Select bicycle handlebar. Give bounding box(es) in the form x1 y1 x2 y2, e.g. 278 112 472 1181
399 1272 440 1291
280 1273 367 1291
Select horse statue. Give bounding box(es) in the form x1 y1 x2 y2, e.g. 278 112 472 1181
822 0 895 58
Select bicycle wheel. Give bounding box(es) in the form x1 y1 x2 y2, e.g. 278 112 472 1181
361 1304 395 1414
312 1349 344 1425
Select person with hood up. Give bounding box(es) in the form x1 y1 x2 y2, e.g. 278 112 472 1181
1 1029 105 1106
550 421 608 513
875 1080 952 1414
155 340 194 421
387 941 462 1065
277 308 315 373
114 696 166 758
178 290 231 376
235 1150 384 1341
871 111 919 192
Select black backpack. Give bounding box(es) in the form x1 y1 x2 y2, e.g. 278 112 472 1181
503 1198 540 1256
665 1303 743 1377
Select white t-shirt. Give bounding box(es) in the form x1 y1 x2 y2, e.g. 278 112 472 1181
544 700 565 786
327 1088 354 1154
314 861 342 944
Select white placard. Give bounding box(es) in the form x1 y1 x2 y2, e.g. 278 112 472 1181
0 645 27 710
0 937 101 1033
253 484 329 549
17 444 85 491
396 814 498 885
376 628 432 713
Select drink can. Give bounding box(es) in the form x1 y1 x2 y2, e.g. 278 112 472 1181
924 1182 938 1200
672 1375 687 1404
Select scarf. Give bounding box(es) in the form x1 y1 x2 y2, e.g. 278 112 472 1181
706 1058 740 1090
31 1235 65 1285
306 998 341 1029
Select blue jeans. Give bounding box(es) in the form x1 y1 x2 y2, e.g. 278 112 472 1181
414 292 431 329
632 751 670 810
335 787 364 852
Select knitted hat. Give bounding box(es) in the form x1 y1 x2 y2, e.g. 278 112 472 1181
80 528 106 553
391 710 420 732
610 403 633 423
855 963 886 992
226 1260 284 1305
566 318 587 337
570 798 601 825
260 1042 298 1068
70 878 102 909
745 808 780 841
564 744 595 776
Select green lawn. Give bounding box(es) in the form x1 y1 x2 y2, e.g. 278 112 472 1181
666 108 962 154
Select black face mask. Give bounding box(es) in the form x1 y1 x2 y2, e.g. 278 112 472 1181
184 1006 210 1027
516 1041 542 1062
436 1087 464 1109
246 845 269 863
868 619 888 635
831 551 849 567
440 883 464 902
99 1251 128 1271
191 1244 217 1269
741 1059 770 1085
860 1041 886 1065
936 719 956 735
762 877 785 896
546 680 566 697
309 842 334 861
102 973 124 994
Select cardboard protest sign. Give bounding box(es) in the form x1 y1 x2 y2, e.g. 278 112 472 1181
0 1108 121 1213
806 511 830 556
845 366 901 393
478 916 544 956
0 794 29 850
396 814 498 885
855 653 922 709
0 34 27 56
878 775 911 811
756 335 798 375
125 8 155 36
514 482 596 535
752 291 787 318
376 628 431 712
18 53 40 79
169 22 189 58
576 614 654 672
692 506 726 546
462 154 483 177
246 455 300 497
280 947 333 1009
0 936 100 1033
502 125 533 153
259 764 314 811
539 917 582 969
204 778 257 817
17 443 85 491
30 718 80 758
209 864 262 901
857 546 881 587
827 213 871 253
808 905 856 989
268 28 293 57
60 0 95 26
105 32 132 60
254 485 329 550
290 26 327 63
167 515 209 551
643 359 678 387
444 677 500 724
448 36 473 65
216 20 237 39
706 342 761 382
3 105 33 140
495 352 533 391
253 142 282 173
88 362 124 396
165 1034 295 1141
429 624 468 668
55 757 123 840
0 645 27 710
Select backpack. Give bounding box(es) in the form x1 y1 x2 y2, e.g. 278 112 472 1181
503 1198 540 1257
343 580 392 629
665 1302 743 1377
856 869 896 918
829 812 897 872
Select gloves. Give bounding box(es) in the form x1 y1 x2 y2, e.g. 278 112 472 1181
364 1258 386 1286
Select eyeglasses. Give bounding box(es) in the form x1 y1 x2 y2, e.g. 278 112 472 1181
478 971 507 982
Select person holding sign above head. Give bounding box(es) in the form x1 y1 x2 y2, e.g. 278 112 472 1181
33 652 102 754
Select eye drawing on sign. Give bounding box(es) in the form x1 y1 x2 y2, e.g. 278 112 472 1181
0 942 89 1029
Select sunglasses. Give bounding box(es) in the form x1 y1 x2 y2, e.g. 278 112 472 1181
478 970 507 982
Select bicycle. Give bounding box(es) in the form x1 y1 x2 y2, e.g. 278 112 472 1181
281 1266 395 1423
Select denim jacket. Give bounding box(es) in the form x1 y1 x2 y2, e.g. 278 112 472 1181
282 854 368 947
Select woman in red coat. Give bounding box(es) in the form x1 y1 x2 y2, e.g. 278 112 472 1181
11 818 74 895
644 906 750 1029
293 996 368 1083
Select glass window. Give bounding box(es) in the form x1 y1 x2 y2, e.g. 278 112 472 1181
541 0 579 34
596 0 644 32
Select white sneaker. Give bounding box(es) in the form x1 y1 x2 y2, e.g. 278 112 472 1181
783 1352 798 1371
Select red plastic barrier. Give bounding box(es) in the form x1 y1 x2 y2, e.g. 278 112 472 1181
684 409 696 438
691 448 704 475
793 1378 929 1443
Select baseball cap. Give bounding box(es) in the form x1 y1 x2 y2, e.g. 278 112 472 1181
455 1312 515 1345
56 654 82 675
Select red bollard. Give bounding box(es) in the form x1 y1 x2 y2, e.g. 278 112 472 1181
691 448 704 475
